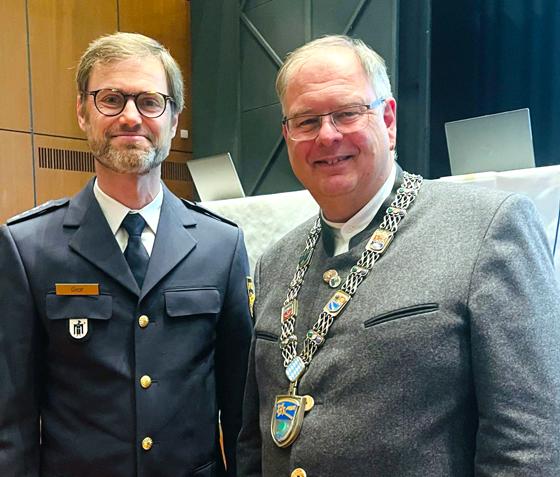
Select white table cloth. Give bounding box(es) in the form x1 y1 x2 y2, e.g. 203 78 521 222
204 165 560 279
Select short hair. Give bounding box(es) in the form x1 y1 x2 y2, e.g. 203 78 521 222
76 32 184 113
276 35 392 110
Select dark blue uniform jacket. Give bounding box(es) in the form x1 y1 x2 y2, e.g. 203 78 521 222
0 180 253 477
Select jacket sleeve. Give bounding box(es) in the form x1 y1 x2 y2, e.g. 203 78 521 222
0 224 42 476
215 227 253 477
469 194 560 475
236 257 263 477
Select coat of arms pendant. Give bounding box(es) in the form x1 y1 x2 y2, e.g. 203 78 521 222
271 383 314 448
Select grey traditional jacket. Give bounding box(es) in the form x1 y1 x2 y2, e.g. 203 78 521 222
237 172 560 477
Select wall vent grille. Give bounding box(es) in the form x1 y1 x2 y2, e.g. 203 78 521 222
38 147 95 172
162 160 189 181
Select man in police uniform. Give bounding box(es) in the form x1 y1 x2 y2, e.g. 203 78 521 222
237 35 560 476
0 32 252 476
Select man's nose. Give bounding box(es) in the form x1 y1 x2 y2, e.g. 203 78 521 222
315 115 343 146
118 98 142 126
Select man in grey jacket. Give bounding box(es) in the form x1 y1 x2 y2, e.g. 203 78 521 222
237 35 560 477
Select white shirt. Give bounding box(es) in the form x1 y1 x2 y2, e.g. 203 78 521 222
322 162 396 256
93 179 163 256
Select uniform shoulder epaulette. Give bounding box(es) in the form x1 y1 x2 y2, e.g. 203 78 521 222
7 197 69 225
180 198 238 228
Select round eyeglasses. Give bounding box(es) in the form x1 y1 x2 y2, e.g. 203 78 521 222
282 98 386 142
87 88 175 118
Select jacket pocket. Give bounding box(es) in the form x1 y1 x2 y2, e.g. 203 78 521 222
164 288 221 317
191 460 216 476
46 293 112 321
255 330 279 343
364 303 439 329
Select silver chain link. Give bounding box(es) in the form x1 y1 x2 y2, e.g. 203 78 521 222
279 172 423 369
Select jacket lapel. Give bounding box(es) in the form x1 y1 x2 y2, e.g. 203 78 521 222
64 180 139 296
140 187 197 300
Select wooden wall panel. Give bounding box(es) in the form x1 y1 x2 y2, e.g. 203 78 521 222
3 1 193 214
0 0 30 131
33 135 94 204
119 0 193 153
0 131 35 223
28 0 117 139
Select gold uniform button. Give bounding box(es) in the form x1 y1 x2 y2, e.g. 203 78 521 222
141 436 153 451
140 375 152 389
138 315 149 328
291 468 307 477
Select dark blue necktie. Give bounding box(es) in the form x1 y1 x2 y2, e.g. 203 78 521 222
121 213 149 288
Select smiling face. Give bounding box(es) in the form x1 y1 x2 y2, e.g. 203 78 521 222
281 47 396 222
77 56 178 175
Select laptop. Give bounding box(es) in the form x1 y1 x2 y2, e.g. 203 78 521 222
445 108 536 176
186 152 245 201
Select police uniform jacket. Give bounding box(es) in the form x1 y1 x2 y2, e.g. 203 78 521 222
237 170 560 476
0 179 253 477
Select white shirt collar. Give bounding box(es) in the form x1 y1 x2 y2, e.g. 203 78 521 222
322 161 396 254
93 179 163 235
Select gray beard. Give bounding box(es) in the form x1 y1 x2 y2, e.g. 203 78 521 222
89 140 170 175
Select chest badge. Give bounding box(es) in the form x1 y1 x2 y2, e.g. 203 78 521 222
271 395 305 447
69 318 89 340
246 276 256 319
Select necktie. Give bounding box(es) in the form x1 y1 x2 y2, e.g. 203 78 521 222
121 213 149 288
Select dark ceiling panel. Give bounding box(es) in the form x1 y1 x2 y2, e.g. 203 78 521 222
244 0 274 11
240 26 281 112
255 146 301 195
240 103 287 190
311 0 363 36
244 0 307 60
350 1 398 88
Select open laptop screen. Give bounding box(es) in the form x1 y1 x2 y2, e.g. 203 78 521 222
445 108 536 175
186 153 245 201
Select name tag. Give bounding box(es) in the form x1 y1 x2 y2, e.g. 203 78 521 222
55 283 99 296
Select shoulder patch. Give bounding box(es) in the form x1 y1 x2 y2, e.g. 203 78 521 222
7 198 69 225
180 198 238 228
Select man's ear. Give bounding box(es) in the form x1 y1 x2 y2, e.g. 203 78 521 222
383 97 397 150
170 112 179 138
76 95 87 132
282 122 289 142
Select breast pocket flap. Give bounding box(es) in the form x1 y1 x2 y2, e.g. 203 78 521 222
165 288 221 317
46 294 112 321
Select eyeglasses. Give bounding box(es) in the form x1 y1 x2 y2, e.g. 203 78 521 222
87 88 175 118
282 98 386 142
